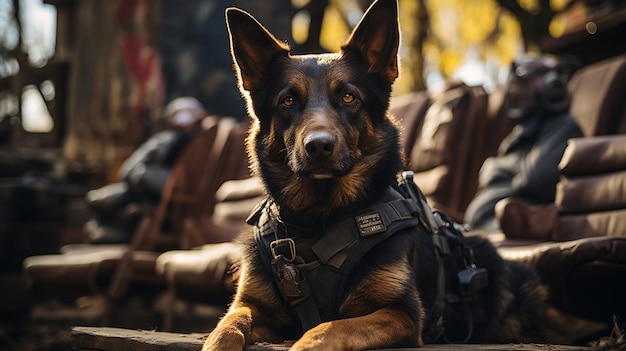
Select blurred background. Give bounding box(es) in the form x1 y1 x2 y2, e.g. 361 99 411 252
1 0 625 349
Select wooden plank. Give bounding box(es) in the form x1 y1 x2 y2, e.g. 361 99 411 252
71 326 590 351
71 327 289 351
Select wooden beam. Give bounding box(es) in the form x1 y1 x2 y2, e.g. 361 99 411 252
71 326 590 351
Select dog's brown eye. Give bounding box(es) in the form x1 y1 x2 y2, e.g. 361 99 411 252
282 96 294 106
342 93 355 104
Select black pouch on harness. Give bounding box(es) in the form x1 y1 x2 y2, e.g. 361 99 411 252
398 171 489 343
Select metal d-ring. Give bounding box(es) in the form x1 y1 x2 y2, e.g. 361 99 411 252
270 238 297 262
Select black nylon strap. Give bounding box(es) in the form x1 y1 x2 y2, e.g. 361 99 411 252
399 171 447 342
312 192 418 269
273 255 322 331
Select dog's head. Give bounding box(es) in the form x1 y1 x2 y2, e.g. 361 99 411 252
226 0 403 216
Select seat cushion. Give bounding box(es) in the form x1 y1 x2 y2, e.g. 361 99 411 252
23 246 160 285
214 177 264 203
559 135 626 176
23 247 127 284
555 209 626 240
156 242 241 287
556 171 626 214
498 236 626 320
390 91 431 158
567 53 626 136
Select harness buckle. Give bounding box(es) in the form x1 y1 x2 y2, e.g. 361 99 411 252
276 260 302 297
270 238 297 262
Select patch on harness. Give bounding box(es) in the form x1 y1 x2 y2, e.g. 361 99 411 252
356 212 385 236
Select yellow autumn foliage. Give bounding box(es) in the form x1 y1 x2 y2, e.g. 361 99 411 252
312 0 569 91
320 5 349 52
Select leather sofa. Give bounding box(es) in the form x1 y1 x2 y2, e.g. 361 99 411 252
493 53 626 325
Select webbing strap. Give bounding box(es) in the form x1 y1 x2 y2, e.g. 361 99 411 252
399 171 446 342
312 194 418 269
273 256 321 331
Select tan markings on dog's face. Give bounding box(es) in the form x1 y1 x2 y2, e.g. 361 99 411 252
327 124 390 207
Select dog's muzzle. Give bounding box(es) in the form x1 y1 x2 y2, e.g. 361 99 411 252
302 132 333 179
305 132 334 158
301 132 351 179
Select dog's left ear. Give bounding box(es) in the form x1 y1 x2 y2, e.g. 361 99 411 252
342 0 399 84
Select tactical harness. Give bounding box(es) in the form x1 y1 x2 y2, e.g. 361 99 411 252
247 171 488 343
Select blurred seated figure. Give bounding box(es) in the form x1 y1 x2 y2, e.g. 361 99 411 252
84 97 207 244
463 54 583 232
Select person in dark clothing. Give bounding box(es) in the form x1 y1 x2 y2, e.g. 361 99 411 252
463 55 583 232
84 97 207 244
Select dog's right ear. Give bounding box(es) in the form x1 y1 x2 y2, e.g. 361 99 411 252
226 8 290 92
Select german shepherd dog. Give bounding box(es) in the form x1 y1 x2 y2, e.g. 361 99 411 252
203 0 589 350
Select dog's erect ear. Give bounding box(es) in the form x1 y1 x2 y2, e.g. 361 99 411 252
226 8 290 92
342 0 399 83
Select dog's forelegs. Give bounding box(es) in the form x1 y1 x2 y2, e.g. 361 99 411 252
202 305 253 351
289 307 422 351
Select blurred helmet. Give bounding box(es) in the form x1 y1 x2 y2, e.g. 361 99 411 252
163 97 206 129
505 55 571 121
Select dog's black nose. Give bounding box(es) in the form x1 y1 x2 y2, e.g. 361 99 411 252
305 133 335 159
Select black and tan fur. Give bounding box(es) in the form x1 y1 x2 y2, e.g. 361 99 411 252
203 1 587 350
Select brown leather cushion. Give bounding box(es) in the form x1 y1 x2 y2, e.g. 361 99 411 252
567 53 626 136
180 177 263 248
390 91 431 158
23 247 127 284
559 135 626 176
407 84 491 221
498 236 626 321
554 209 626 241
556 171 626 214
155 242 242 302
408 86 467 173
23 246 160 286
214 177 264 203
156 242 241 285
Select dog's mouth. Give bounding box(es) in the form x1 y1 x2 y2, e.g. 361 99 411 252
299 165 352 180
310 170 335 179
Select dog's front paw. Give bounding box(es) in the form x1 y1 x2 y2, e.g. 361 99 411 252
288 324 346 351
201 328 245 351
